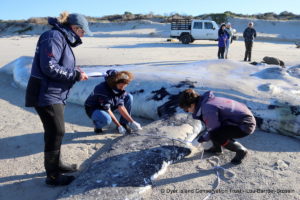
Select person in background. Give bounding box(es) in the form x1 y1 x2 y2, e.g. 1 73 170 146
224 22 233 59
25 12 91 186
84 70 142 135
217 24 229 59
243 22 257 62
179 89 256 165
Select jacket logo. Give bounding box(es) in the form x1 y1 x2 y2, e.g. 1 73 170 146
47 52 54 57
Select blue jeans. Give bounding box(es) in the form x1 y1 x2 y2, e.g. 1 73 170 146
91 94 133 129
224 39 230 58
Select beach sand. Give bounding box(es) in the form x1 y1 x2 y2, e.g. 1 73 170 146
0 35 299 200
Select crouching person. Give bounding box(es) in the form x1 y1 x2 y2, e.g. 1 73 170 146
179 89 256 165
84 70 142 134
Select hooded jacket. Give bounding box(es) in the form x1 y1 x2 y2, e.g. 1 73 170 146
25 18 81 107
193 91 256 136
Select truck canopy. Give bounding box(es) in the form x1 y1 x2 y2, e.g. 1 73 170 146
171 19 192 30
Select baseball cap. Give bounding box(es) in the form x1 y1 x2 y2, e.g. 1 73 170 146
68 13 93 36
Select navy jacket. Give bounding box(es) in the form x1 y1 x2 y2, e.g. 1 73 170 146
243 27 257 42
218 29 229 47
84 81 128 117
25 18 81 107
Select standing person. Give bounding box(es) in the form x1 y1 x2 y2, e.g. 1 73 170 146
243 22 257 62
179 89 256 165
224 22 233 59
25 12 91 186
84 70 142 135
217 24 228 59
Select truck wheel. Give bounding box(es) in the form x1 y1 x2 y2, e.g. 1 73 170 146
180 35 191 44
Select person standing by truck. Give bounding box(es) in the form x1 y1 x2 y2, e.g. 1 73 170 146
224 23 233 59
217 24 229 59
243 22 257 62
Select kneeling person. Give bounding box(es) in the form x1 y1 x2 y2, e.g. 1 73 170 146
179 89 256 164
85 70 142 134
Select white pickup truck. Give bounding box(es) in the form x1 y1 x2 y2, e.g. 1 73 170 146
170 19 219 44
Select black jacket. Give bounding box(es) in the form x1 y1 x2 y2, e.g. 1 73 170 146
243 27 257 42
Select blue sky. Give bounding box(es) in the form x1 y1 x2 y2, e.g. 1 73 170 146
1 0 300 20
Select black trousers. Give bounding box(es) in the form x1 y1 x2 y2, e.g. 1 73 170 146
35 104 65 152
244 41 253 61
209 125 249 146
218 47 225 59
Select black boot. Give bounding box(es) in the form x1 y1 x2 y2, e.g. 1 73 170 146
204 141 223 154
223 140 248 165
59 159 77 173
248 52 252 62
94 128 103 134
44 151 75 186
46 173 75 186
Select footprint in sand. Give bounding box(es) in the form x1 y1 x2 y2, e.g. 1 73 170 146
273 159 290 171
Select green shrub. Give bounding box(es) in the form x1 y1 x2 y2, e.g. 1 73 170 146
27 17 48 24
13 26 33 34
210 13 229 24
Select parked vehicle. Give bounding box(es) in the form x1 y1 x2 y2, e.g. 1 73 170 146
170 19 219 44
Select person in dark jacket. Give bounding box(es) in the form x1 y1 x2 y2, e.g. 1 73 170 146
25 12 90 186
217 24 229 59
85 70 142 135
179 89 256 165
243 22 257 62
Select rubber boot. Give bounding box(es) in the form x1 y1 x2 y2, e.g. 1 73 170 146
94 128 103 134
204 141 223 154
223 140 248 165
44 151 75 186
248 52 251 62
244 51 247 61
59 158 77 173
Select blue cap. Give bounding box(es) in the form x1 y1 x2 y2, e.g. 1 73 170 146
68 13 92 36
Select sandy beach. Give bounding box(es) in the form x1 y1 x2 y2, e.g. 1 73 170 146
0 24 300 200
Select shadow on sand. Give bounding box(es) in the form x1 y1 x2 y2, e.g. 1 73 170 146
110 42 217 49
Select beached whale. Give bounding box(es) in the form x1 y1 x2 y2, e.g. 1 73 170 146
1 56 299 139
57 114 201 200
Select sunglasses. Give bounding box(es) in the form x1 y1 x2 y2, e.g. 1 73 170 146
74 26 85 32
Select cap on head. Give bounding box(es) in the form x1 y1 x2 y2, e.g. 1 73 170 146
248 22 254 26
67 13 92 36
226 22 231 26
